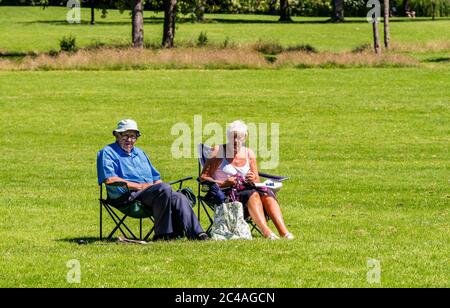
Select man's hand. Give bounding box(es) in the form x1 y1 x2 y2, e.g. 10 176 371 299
139 183 153 191
105 177 155 191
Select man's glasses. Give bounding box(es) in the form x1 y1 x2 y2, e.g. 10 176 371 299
119 133 138 141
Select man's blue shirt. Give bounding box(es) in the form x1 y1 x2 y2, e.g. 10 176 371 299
97 142 161 199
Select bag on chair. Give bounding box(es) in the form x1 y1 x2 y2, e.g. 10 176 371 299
178 187 197 208
210 201 252 240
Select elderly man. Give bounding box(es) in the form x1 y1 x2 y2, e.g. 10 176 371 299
97 119 208 241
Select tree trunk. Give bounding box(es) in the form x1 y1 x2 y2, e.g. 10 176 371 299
332 0 345 22
402 0 411 16
162 0 177 48
90 0 95 25
268 0 277 15
384 0 390 49
279 0 292 22
432 1 436 20
195 0 206 22
132 0 144 48
373 20 381 54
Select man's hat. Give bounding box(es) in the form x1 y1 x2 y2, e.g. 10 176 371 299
113 119 141 137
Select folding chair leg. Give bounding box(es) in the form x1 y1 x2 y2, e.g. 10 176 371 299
199 199 214 234
143 217 155 241
251 223 263 236
100 195 155 242
143 226 155 242
107 213 129 241
109 207 139 239
103 205 126 237
100 201 103 241
103 205 139 240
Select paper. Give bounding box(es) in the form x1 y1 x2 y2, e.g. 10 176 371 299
255 180 283 192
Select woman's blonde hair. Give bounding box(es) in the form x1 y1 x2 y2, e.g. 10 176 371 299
226 120 248 143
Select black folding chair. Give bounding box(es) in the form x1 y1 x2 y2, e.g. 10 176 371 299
196 144 289 235
99 177 193 241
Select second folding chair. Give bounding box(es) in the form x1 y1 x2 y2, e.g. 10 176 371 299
196 144 289 235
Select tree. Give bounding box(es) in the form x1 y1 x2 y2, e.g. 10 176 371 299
367 0 381 54
179 0 206 22
332 0 345 22
195 0 206 22
384 0 390 49
90 0 96 25
432 0 436 20
403 0 411 16
373 19 381 54
132 0 144 48
279 0 292 22
162 0 177 48
268 0 277 15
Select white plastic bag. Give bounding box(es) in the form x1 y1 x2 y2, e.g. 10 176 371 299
210 201 252 241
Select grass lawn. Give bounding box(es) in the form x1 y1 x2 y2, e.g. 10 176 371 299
0 6 449 53
0 68 449 287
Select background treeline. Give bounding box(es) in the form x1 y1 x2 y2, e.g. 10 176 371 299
1 0 449 17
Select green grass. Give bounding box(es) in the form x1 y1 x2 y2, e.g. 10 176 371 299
0 6 449 53
0 68 449 287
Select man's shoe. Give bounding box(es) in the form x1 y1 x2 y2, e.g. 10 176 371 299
153 233 175 242
197 232 210 241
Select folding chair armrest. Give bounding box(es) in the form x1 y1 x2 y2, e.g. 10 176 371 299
106 181 128 187
101 181 131 202
196 177 215 185
259 172 289 182
104 181 131 192
168 176 193 186
168 176 193 190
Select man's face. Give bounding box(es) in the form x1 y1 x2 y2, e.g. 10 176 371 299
116 130 138 154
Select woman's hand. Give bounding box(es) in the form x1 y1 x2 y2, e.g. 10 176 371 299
222 177 237 188
245 171 257 185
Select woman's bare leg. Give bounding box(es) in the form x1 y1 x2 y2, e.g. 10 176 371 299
247 192 273 237
260 195 289 237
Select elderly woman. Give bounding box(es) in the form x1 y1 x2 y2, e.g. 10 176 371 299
200 120 294 240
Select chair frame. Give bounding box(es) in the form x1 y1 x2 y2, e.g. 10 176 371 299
99 177 193 241
196 144 289 235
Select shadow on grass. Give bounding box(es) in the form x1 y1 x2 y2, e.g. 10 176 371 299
19 20 131 26
18 18 334 25
425 57 450 63
58 237 109 245
20 16 450 26
19 17 188 26
0 51 37 58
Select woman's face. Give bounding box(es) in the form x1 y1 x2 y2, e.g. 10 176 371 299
231 132 246 154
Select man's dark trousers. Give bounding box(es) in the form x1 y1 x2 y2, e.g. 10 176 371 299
135 183 204 239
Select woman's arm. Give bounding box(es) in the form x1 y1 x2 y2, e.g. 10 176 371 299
199 146 221 184
246 148 261 184
200 146 236 188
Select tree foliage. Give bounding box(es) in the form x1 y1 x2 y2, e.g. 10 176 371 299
6 0 448 17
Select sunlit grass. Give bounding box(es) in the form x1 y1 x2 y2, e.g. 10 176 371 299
0 6 449 53
0 68 448 287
